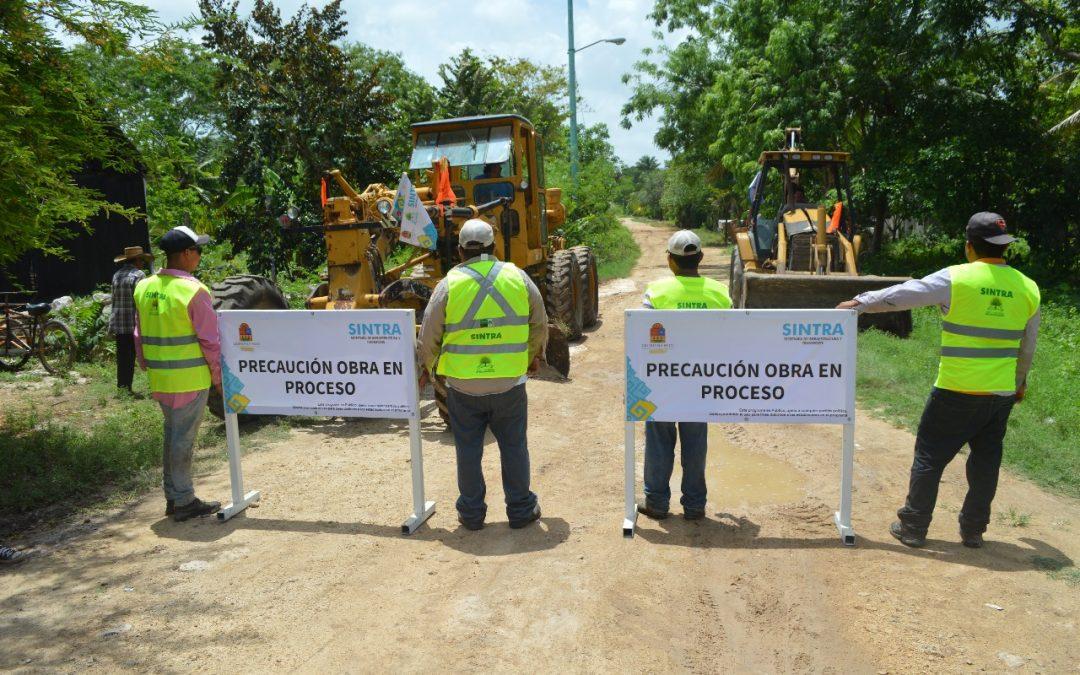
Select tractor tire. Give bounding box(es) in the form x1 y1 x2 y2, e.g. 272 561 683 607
208 275 288 419
729 246 745 308
545 249 583 340
431 374 451 429
211 274 289 311
570 245 599 328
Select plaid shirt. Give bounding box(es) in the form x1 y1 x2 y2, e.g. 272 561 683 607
109 264 145 335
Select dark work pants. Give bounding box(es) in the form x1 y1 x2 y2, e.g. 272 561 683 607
898 388 1017 536
643 421 708 513
446 384 538 525
116 333 135 390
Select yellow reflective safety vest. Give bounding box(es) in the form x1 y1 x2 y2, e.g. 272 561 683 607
646 275 732 310
437 258 531 379
133 274 212 394
936 261 1039 394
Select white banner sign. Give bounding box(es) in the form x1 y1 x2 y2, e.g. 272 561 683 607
625 309 856 424
393 172 438 250
218 309 418 419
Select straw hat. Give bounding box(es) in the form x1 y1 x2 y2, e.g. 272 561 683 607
114 245 154 264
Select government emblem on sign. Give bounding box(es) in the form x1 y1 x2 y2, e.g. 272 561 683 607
650 322 666 343
239 322 253 342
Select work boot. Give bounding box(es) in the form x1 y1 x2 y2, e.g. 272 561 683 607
960 529 984 548
172 498 221 522
889 521 926 548
509 505 541 529
636 500 670 521
457 514 483 531
683 508 706 521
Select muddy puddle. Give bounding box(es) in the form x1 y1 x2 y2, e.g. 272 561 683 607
704 435 806 506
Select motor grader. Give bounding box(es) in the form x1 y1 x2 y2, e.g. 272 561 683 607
729 129 913 336
211 114 597 422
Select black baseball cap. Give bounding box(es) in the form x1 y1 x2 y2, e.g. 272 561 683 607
966 212 1015 245
160 226 211 253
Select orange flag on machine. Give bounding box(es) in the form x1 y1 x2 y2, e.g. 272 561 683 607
828 201 843 233
434 157 456 214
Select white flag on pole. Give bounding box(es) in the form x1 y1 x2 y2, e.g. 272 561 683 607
393 173 437 250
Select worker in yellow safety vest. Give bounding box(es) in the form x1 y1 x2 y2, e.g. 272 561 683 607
418 219 548 531
637 230 732 522
133 226 222 522
837 212 1040 548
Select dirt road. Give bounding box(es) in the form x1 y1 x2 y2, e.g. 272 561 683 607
1 219 1077 673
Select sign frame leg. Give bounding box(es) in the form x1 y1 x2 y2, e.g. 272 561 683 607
833 422 856 545
623 421 637 538
218 410 260 521
401 415 436 534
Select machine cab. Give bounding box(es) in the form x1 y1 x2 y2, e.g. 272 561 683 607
407 115 562 267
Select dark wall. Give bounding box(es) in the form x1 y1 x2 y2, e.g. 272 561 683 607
1 166 149 301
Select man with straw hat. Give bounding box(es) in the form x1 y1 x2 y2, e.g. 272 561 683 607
110 245 154 394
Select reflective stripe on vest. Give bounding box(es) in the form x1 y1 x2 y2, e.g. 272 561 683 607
646 275 732 310
133 274 212 394
437 259 531 379
935 262 1039 394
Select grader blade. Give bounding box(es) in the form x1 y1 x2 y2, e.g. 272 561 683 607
741 271 914 337
544 322 571 378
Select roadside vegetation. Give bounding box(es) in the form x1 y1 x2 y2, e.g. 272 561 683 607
0 362 299 533
856 304 1079 498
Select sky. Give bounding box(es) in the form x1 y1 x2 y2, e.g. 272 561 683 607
128 0 675 165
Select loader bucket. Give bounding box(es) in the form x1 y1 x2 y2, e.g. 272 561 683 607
740 271 914 337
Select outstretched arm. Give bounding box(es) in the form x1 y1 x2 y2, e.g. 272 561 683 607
836 269 952 313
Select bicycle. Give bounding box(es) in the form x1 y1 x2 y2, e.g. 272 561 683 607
0 293 76 375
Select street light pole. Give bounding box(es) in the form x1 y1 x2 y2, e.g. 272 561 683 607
567 0 579 186
566 1 625 187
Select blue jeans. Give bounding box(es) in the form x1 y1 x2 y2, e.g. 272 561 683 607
898 388 1017 536
644 421 708 513
446 384 538 525
159 388 209 507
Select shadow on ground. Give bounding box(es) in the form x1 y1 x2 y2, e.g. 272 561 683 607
630 511 1073 573
150 513 571 557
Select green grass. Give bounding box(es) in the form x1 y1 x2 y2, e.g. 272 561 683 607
857 304 1080 497
0 361 293 530
1032 556 1080 586
592 215 641 281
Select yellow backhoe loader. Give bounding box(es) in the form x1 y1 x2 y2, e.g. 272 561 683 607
729 129 913 336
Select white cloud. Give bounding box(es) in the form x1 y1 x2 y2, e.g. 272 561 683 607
132 0 675 163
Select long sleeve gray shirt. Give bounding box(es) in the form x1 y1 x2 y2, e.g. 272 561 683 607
418 255 548 396
853 262 1039 393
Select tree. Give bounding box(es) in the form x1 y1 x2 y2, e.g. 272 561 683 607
72 38 225 237
436 49 569 146
624 0 1080 278
346 44 436 169
198 0 397 273
0 0 155 266
634 156 660 173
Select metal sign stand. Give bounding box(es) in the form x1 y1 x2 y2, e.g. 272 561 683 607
218 409 261 521
622 421 856 545
402 414 436 533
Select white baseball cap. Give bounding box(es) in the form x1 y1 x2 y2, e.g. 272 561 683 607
459 219 495 248
667 230 702 256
